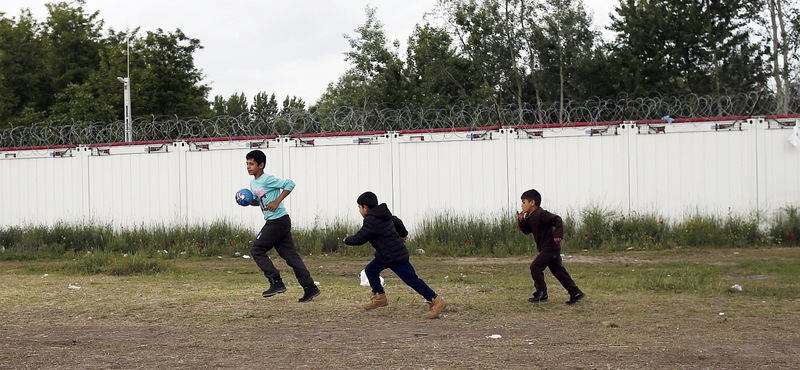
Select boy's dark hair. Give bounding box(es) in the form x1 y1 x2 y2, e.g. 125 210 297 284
357 191 379 208
246 150 266 165
521 189 542 206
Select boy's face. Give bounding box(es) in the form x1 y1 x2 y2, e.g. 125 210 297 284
358 204 369 217
246 158 265 177
521 198 537 213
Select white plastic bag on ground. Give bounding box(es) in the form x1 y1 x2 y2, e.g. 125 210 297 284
359 269 384 287
790 120 800 149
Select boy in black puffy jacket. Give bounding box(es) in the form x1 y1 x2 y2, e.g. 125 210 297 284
343 191 446 319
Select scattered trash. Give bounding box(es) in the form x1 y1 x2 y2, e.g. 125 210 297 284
314 281 321 286
719 312 725 316
1 246 5 252
417 248 425 255
730 284 742 292
662 115 674 124
243 255 251 259
42 274 49 278
123 253 128 257
68 283 81 290
359 269 384 287
234 252 241 257
485 334 502 339
560 253 565 257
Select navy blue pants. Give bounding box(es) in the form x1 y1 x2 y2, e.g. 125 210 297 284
365 258 436 301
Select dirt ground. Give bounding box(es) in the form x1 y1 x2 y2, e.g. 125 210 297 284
1 251 799 369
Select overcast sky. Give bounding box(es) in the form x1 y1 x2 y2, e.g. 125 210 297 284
3 0 618 106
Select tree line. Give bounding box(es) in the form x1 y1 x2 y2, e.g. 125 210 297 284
1 0 798 130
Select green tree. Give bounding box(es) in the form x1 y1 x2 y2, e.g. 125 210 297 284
765 0 799 114
225 92 248 117
251 91 278 117
315 6 406 115
211 95 227 115
0 9 52 125
133 28 211 118
533 0 602 102
44 0 103 92
610 0 767 97
405 23 479 107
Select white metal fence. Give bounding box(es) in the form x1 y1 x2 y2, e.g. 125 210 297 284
1 117 799 233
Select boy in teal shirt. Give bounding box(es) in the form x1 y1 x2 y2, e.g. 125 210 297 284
242 149 320 303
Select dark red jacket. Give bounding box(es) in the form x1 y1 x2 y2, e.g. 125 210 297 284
517 208 564 252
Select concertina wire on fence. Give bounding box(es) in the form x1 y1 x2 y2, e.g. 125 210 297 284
1 91 798 148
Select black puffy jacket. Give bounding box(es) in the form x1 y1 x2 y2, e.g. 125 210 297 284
344 203 409 264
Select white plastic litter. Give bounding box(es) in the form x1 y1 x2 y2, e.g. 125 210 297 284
790 121 800 148
68 283 81 290
719 312 725 316
42 274 49 278
486 334 502 339
417 248 425 254
243 255 251 259
730 284 742 291
234 252 241 257
359 269 384 287
314 281 321 286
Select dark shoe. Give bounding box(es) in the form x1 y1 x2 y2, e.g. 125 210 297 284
298 285 321 303
566 291 585 305
528 289 549 303
262 277 287 298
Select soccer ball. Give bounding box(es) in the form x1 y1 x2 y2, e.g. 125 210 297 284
235 188 254 206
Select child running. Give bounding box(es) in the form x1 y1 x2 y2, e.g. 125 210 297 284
517 189 585 305
343 191 446 319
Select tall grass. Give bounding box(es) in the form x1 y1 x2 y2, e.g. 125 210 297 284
1 205 798 262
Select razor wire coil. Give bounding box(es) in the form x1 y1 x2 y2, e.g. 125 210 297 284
1 91 797 148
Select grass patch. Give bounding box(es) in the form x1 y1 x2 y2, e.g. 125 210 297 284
1 205 798 261
59 252 175 275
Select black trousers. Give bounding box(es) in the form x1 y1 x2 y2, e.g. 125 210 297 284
250 215 314 288
530 247 580 295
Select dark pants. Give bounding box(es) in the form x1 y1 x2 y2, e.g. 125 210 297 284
530 248 581 295
250 215 314 288
365 258 436 301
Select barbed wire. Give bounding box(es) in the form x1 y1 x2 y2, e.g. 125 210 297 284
1 91 797 148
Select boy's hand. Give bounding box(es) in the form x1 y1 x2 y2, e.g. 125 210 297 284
402 237 407 243
342 234 349 242
264 200 279 211
554 237 562 243
517 210 526 222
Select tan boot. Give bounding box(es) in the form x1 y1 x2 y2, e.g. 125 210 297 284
363 293 388 310
424 295 447 319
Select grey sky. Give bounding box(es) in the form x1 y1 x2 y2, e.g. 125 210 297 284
3 0 617 106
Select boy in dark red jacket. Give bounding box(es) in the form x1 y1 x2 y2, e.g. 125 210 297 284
343 191 446 319
518 189 585 305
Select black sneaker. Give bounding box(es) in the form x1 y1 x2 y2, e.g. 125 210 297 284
262 278 287 298
298 285 320 303
528 289 549 303
565 291 585 305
